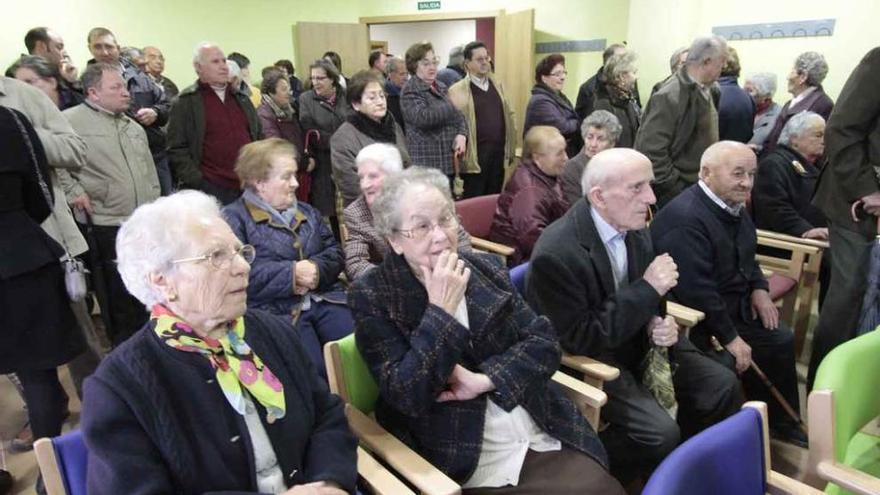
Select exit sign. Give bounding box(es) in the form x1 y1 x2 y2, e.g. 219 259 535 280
418 1 440 9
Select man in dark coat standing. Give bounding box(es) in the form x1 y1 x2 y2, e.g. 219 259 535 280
528 148 740 483
574 43 642 120
807 47 880 390
651 141 806 447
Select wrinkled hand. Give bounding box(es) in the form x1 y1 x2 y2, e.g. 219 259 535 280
648 315 679 348
801 227 829 241
750 289 778 330
294 260 319 292
437 364 495 402
71 193 93 214
860 192 880 216
422 250 470 315
453 134 466 157
643 253 678 296
724 336 752 373
307 157 316 173
135 107 158 126
283 481 347 495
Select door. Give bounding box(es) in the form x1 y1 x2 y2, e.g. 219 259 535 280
293 22 370 77
494 8 535 148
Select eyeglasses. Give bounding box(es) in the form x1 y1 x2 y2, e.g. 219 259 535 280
472 56 492 64
310 75 329 81
419 57 441 67
361 91 387 103
395 213 458 240
549 70 568 78
171 245 256 269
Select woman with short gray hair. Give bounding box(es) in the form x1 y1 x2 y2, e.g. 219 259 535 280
763 52 834 154
594 51 640 148
82 190 358 494
348 166 624 494
745 72 781 152
560 110 622 205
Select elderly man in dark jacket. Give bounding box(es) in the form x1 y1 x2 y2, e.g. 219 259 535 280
651 141 805 447
528 148 740 483
807 47 880 390
167 42 260 205
635 35 726 207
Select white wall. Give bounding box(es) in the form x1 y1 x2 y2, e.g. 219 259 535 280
369 19 476 67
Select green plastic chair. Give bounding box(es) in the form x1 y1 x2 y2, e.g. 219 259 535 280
324 333 380 415
808 329 880 495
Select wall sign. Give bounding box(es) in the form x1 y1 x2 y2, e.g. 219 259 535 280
418 1 441 10
713 19 836 40
535 39 607 54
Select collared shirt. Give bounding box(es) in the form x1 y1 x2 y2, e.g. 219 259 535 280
590 206 628 288
242 394 286 494
698 180 743 217
470 74 490 92
789 86 816 108
452 298 561 489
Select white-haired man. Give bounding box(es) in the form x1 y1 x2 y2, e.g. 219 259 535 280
166 42 260 204
528 148 740 484
635 35 727 207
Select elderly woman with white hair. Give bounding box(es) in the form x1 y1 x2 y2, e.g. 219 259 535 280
560 110 623 206
80 190 357 495
343 143 470 280
592 51 640 148
348 166 624 494
745 72 781 153
763 51 834 154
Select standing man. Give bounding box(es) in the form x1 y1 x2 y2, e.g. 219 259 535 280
87 27 172 195
143 46 179 98
24 27 83 109
448 41 517 197
575 43 631 121
369 50 388 77
635 35 727 208
384 56 408 132
436 45 465 88
63 63 159 345
808 47 880 389
167 42 260 204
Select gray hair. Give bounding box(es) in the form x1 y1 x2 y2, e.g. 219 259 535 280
603 51 637 84
116 190 222 307
793 51 829 87
448 45 465 67
226 59 241 79
80 62 114 92
371 166 452 238
192 41 219 64
355 143 403 175
669 46 688 73
685 35 728 66
746 72 777 99
581 148 651 196
581 110 623 144
384 56 405 77
120 46 143 64
778 111 825 146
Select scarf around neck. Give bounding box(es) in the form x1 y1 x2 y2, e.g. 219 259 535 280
348 111 397 143
243 188 298 226
151 305 286 423
262 93 294 121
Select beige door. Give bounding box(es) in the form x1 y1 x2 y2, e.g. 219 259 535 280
494 8 535 149
292 22 370 78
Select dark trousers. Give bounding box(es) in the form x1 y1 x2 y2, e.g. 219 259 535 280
199 179 241 205
89 225 148 346
462 144 506 199
16 369 67 439
693 321 800 427
808 223 874 390
600 338 741 482
155 155 173 196
295 301 354 378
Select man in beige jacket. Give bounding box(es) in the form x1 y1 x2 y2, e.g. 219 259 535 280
63 62 159 345
448 41 517 198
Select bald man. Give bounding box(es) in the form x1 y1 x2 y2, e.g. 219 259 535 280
651 141 805 447
528 148 740 483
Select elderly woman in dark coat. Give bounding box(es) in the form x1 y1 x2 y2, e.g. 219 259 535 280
258 69 312 201
559 110 622 206
592 51 640 148
400 41 467 181
331 70 409 207
523 54 582 158
299 59 350 220
223 138 353 375
348 166 623 494
81 190 357 494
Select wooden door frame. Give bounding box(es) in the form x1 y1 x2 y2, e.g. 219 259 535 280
359 10 502 25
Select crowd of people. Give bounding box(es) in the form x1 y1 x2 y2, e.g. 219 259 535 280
2 21 880 495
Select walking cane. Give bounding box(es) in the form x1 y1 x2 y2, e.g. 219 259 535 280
709 336 807 434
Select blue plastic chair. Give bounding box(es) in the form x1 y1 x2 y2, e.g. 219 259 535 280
509 261 529 296
643 402 821 494
34 430 88 495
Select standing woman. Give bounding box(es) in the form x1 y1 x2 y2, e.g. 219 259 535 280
524 54 582 158
400 41 467 185
592 52 640 148
0 106 85 464
259 69 312 202
299 60 350 233
8 55 83 110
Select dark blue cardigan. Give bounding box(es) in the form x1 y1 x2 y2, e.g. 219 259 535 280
81 309 358 494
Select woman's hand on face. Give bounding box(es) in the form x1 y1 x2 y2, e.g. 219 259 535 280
294 260 319 291
283 481 347 495
453 134 466 157
436 364 495 402
421 250 470 315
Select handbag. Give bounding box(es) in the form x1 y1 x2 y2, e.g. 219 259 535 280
6 106 88 302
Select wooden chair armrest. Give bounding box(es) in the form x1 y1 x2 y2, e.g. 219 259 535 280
561 353 620 381
666 301 705 328
817 461 880 495
471 237 515 257
34 438 66 495
357 446 416 495
757 229 829 250
757 235 822 256
345 405 461 495
552 371 608 408
767 471 825 494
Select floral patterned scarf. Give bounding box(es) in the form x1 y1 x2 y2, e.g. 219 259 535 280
151 305 286 423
